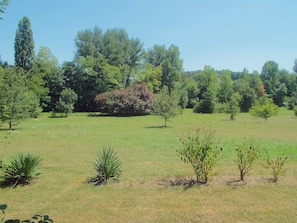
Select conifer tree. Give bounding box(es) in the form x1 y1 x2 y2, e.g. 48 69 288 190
14 16 35 71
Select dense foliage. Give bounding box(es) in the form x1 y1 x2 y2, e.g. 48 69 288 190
250 97 279 121
54 88 78 117
0 68 41 129
177 128 220 184
14 16 35 71
95 83 153 116
0 16 296 122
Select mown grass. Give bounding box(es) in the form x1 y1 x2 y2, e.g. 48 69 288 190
1 109 297 222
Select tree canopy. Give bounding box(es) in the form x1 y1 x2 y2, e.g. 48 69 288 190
1 16 297 121
14 16 35 71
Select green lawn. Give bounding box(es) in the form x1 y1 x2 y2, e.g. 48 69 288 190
1 109 297 222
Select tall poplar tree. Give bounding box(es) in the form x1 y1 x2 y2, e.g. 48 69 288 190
14 16 35 71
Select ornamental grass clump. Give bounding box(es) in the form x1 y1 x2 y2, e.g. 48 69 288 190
90 148 122 186
0 153 41 187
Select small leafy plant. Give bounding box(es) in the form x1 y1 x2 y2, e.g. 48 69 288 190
263 151 288 182
177 128 221 184
0 153 41 187
0 204 53 223
236 138 260 181
90 148 122 185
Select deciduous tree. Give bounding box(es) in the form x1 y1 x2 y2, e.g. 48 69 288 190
217 70 233 103
193 66 217 113
144 44 183 91
250 97 279 121
0 68 40 129
226 92 241 120
260 61 279 96
153 85 181 127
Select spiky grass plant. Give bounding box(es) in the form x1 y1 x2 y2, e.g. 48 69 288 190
90 148 121 185
0 153 41 187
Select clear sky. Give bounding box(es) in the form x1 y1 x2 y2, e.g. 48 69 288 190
0 0 296 72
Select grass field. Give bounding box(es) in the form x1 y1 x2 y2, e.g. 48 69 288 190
1 109 297 222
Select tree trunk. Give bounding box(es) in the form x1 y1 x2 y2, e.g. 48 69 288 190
240 170 244 181
9 120 12 130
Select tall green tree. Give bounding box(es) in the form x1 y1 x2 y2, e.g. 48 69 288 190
32 46 63 111
225 92 241 120
144 44 166 67
260 61 279 96
232 78 257 112
217 70 233 103
74 28 96 59
279 69 296 98
0 68 40 129
193 66 217 113
74 27 143 88
293 59 297 74
182 77 199 108
144 44 183 91
161 45 183 91
137 63 162 93
14 16 35 71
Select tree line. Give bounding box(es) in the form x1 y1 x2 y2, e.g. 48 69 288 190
1 16 297 129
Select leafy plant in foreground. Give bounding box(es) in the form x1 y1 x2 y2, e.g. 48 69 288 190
236 138 259 181
0 153 41 187
263 151 288 182
0 204 53 223
177 128 221 184
90 148 122 185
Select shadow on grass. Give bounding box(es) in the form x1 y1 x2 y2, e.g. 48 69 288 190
226 179 246 189
48 114 67 119
145 125 172 129
160 177 200 190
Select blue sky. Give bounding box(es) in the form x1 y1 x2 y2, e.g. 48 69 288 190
0 0 296 72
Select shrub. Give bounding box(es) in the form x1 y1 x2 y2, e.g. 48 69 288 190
177 128 221 184
0 153 41 187
153 86 182 127
263 151 288 182
193 90 216 114
90 148 121 185
94 83 153 116
236 138 259 181
250 97 279 121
